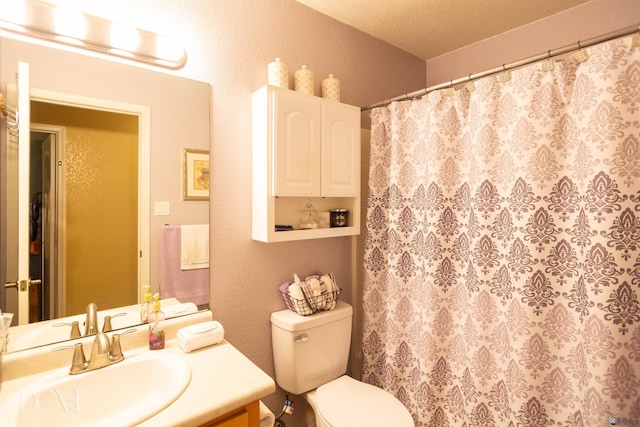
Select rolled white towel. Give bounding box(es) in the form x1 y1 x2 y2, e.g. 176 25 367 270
302 274 324 310
320 272 339 310
289 274 313 315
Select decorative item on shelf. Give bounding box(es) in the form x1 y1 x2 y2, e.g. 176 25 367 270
294 65 314 95
322 74 340 102
300 199 318 229
317 211 330 229
268 57 289 88
330 209 348 227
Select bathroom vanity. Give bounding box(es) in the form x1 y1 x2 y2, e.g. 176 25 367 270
0 310 275 427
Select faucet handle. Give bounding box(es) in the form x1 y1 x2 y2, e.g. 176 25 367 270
111 334 123 360
53 321 82 339
70 321 81 338
102 312 127 333
102 316 113 333
53 342 88 375
110 328 136 361
70 342 87 367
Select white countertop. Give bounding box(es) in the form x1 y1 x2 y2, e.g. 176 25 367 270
139 339 275 426
0 311 275 426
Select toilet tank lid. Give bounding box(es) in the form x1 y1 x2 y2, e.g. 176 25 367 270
271 301 352 332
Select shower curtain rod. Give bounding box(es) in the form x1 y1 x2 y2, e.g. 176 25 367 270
362 23 640 111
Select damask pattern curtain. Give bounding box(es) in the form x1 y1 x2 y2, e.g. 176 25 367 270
362 35 640 426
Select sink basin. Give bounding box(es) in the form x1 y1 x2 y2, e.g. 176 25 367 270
11 310 140 351
0 350 192 427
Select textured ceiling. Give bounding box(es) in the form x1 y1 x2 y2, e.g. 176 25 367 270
296 0 590 60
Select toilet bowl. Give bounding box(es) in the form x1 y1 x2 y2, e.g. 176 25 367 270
270 301 413 427
304 375 413 427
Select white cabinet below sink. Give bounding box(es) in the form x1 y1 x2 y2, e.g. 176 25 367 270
198 400 259 427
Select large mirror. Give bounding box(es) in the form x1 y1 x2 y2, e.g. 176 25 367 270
0 36 211 352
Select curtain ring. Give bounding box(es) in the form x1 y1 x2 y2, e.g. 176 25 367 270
468 73 472 82
547 49 551 60
577 40 582 50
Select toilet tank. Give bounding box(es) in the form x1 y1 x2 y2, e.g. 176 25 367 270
271 301 353 395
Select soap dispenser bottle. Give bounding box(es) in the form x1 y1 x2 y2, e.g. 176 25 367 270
140 285 152 323
149 293 165 350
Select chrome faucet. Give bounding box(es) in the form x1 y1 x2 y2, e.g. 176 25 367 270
58 330 131 375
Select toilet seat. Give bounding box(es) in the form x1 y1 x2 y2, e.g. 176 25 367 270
315 376 413 427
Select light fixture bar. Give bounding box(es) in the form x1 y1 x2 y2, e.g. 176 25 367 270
0 0 186 69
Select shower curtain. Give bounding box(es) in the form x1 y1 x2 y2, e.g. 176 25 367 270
362 34 640 426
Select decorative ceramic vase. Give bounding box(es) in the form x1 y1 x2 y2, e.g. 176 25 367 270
268 58 288 89
294 65 314 95
322 74 340 102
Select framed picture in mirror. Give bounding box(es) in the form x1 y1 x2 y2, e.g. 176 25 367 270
183 148 210 200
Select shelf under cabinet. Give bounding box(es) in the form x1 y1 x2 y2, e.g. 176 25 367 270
270 226 359 242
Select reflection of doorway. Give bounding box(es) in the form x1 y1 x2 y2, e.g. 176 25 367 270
30 102 139 318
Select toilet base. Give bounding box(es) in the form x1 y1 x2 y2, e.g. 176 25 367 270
304 406 318 427
303 389 325 427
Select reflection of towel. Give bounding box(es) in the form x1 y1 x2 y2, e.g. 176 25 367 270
160 226 209 306
181 224 209 270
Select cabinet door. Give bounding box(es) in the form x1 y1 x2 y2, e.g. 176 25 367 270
207 409 248 427
273 89 322 196
321 102 361 197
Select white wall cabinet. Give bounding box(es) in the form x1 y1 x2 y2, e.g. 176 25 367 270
252 85 361 243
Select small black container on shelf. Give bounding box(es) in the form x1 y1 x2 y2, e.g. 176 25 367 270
329 209 348 227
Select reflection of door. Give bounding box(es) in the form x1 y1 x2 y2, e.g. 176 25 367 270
9 62 34 325
40 132 57 320
30 126 64 321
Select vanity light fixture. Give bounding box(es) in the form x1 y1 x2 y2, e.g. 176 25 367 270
0 0 187 69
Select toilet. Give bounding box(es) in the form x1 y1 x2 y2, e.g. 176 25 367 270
271 301 414 427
